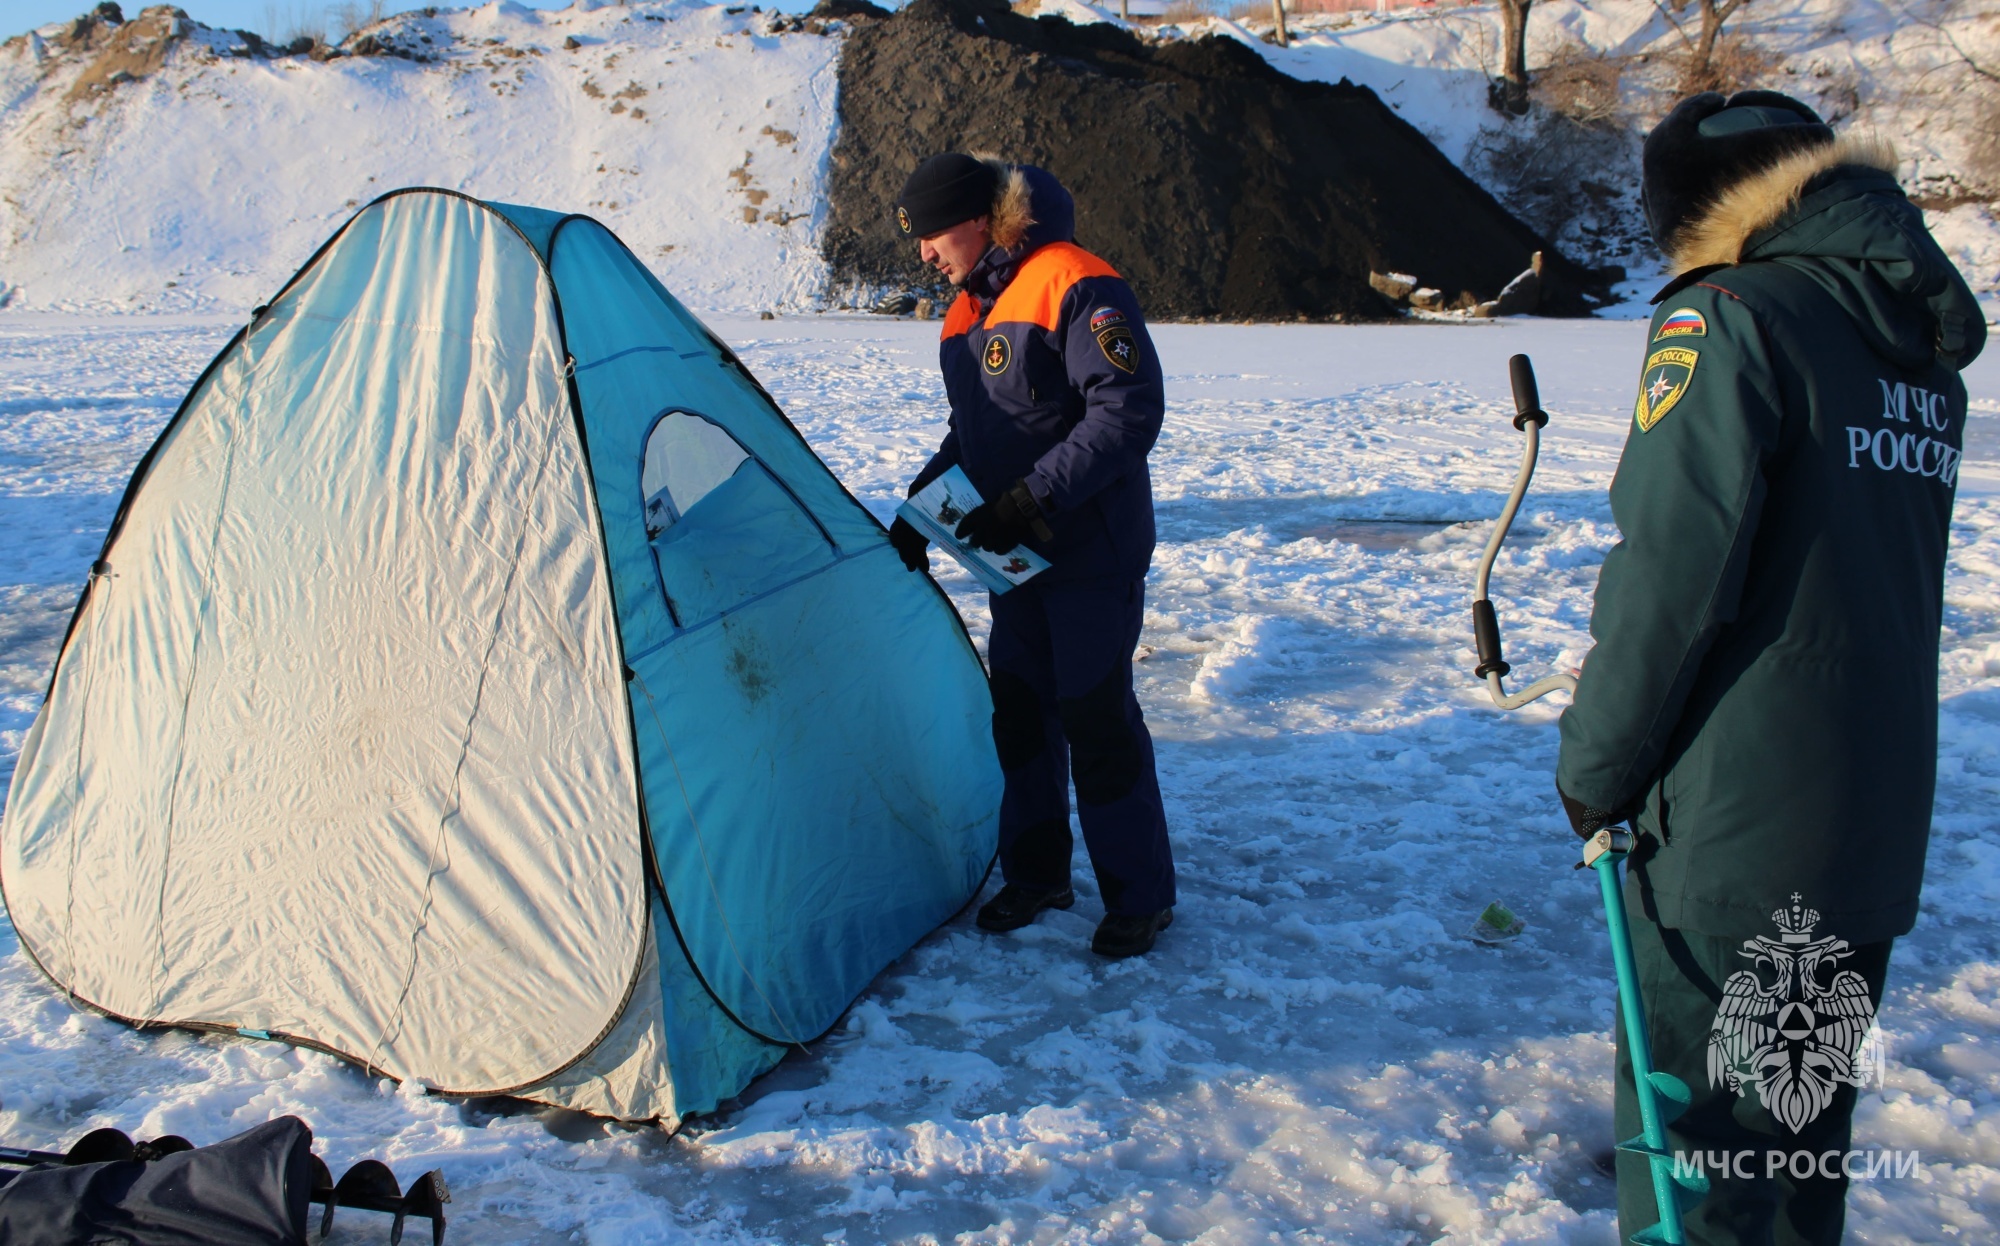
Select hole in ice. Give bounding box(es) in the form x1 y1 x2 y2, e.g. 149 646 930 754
1294 519 1468 551
1156 496 1479 550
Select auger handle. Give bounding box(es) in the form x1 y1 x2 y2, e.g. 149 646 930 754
1475 354 1576 711
1510 352 1549 431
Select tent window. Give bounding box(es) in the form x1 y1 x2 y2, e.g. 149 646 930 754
641 411 835 627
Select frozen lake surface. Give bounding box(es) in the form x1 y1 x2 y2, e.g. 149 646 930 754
2 311 1998 1244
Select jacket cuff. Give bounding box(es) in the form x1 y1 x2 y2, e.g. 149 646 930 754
1022 470 1058 515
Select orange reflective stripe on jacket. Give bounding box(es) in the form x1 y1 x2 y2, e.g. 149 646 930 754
941 291 983 339
939 242 1123 340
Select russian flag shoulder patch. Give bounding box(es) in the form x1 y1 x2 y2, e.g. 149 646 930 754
1654 307 1707 341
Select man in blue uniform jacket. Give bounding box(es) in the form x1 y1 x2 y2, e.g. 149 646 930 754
886 152 1177 957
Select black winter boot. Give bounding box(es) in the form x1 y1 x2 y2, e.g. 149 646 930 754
976 883 1075 932
1092 908 1173 958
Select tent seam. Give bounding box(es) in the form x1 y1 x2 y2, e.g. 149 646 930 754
365 347 572 1078
560 216 994 1051
632 670 809 1053
543 213 788 1051
62 569 112 1001
145 402 245 1019
622 544 879 665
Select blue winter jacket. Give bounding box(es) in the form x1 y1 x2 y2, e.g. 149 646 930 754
911 167 1164 583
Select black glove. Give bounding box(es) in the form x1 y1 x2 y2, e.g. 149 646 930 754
1559 786 1617 841
955 480 1054 554
887 517 930 573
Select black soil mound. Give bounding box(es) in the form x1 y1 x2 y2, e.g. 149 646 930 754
823 0 1612 319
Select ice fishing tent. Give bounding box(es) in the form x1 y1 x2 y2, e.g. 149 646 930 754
0 189 1001 1124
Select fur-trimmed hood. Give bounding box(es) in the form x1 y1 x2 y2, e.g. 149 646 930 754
1666 134 1896 272
1663 135 1986 371
978 156 1073 252
964 159 1077 301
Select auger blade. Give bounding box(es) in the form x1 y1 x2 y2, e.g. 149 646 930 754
1615 1133 1668 1158
402 1170 450 1246
1648 1071 1693 1124
310 1157 448 1245
331 1158 404 1208
63 1127 135 1165
1673 1167 1710 1204
310 1153 337 1239
131 1134 193 1162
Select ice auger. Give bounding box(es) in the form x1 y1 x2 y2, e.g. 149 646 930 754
0 1119 449 1245
1472 354 1708 1245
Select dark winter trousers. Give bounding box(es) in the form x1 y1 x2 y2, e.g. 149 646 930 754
1615 884 1894 1246
986 576 1175 916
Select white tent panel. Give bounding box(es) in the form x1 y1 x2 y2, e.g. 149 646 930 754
522 900 675 1123
2 195 650 1094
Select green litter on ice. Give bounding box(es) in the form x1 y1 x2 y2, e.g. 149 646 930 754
1472 902 1525 943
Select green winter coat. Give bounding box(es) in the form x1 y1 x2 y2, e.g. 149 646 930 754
1557 138 1988 943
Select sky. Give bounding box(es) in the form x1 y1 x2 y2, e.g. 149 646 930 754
1 1 822 42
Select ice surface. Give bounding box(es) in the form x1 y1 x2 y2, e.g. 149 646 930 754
2 311 1998 1241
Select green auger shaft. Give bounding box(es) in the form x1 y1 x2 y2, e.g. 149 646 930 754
1470 355 1704 1242
1588 832 1691 1246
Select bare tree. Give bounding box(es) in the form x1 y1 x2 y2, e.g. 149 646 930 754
1491 0 1532 115
1896 0 1998 84
1889 0 2000 197
1272 0 1290 49
1685 0 1752 92
331 1 387 42
1650 0 1755 94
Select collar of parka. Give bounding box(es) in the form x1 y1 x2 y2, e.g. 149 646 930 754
1668 134 1899 273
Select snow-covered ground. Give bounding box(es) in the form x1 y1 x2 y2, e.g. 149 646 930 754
3 309 1999 1243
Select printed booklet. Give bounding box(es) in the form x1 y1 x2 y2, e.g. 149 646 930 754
896 466 1050 594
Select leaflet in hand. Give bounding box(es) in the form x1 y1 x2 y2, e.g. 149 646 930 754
896 466 1050 595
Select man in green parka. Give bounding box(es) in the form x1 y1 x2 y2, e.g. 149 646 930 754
1556 91 1987 1244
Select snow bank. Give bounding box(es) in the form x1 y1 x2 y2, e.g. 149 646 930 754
0 2 843 314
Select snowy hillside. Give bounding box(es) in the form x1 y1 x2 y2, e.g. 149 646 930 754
0 1 843 314
1 0 1996 317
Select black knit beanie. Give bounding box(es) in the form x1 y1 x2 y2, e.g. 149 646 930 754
894 153 1000 239
1641 90 1835 256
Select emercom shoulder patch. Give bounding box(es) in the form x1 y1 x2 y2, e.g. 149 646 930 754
1097 325 1139 373
1636 347 1699 432
1655 307 1707 340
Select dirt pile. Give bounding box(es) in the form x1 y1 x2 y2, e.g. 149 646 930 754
40 4 187 104
823 0 1613 320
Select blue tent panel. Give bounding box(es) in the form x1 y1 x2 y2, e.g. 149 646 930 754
547 217 1001 1048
